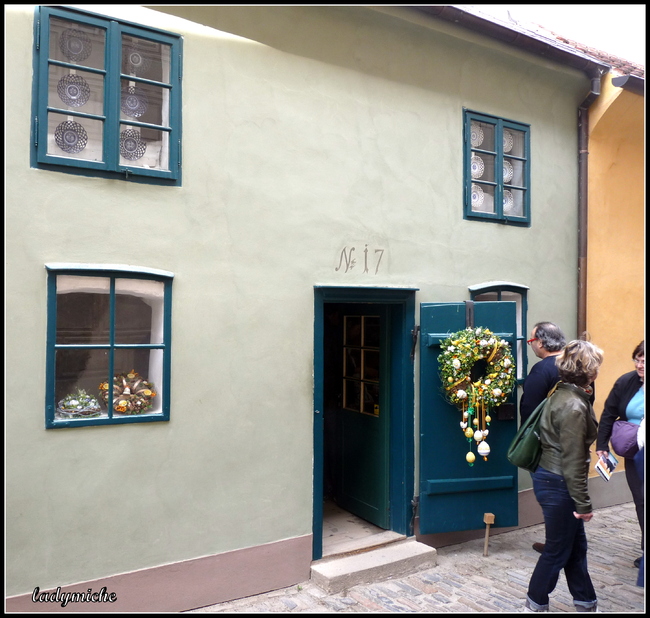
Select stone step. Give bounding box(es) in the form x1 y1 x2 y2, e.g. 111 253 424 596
323 530 406 558
310 538 438 594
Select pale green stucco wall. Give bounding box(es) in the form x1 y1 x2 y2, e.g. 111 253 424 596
6 5 590 596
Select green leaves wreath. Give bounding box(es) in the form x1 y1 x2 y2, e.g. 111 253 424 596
438 327 516 465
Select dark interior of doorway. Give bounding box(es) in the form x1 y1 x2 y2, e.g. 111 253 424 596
322 303 402 556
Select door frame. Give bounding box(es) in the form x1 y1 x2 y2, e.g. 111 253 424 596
313 286 417 560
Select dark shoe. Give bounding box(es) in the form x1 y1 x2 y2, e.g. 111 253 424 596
532 542 545 554
574 602 598 612
525 599 548 612
634 556 642 568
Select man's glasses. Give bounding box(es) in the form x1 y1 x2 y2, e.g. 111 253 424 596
527 338 538 345
634 357 645 366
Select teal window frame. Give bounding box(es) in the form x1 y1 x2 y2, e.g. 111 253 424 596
45 264 173 428
32 6 182 185
469 282 529 383
464 110 530 226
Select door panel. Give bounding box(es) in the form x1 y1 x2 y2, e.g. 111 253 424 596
327 304 390 528
419 301 518 534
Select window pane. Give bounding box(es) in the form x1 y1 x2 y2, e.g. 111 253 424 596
344 316 362 347
110 349 163 415
471 152 495 183
55 348 109 419
363 349 380 382
471 183 495 214
120 80 170 127
119 124 170 171
363 316 380 348
115 278 165 345
470 120 495 151
48 112 104 162
49 66 104 115
506 157 526 188
49 17 105 70
505 188 525 217
122 35 171 83
57 277 110 344
504 128 526 158
344 348 361 379
363 383 380 415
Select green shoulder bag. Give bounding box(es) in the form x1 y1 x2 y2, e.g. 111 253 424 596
507 384 557 472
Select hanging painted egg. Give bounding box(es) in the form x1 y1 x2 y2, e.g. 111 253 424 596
473 430 483 442
478 441 490 457
485 415 492 423
464 427 474 439
473 418 479 426
466 451 476 464
460 421 467 429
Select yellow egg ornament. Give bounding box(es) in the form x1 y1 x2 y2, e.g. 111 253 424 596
485 415 492 423
464 427 474 439
466 451 476 464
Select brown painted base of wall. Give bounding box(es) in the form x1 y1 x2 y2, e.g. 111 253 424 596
415 469 633 548
6 534 313 613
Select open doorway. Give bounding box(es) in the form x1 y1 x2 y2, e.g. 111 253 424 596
313 287 416 560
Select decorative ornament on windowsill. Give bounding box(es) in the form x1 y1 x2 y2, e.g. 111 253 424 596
57 388 102 419
438 327 516 466
99 370 156 415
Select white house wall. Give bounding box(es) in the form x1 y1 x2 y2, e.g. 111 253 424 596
6 4 590 605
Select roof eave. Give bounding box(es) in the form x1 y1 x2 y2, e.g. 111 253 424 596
409 5 610 79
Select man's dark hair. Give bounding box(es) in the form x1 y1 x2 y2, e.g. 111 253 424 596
534 322 566 352
632 340 644 359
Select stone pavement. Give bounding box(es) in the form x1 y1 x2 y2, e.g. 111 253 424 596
188 502 645 613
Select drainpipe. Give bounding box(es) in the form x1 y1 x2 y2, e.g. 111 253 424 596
577 73 604 337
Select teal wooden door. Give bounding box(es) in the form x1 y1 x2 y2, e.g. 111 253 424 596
329 304 390 528
419 301 518 534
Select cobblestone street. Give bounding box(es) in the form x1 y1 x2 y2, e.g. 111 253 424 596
189 502 644 613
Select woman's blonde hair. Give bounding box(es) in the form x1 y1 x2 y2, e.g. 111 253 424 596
555 339 604 387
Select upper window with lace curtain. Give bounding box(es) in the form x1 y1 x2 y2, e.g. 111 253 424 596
464 110 530 225
33 6 182 185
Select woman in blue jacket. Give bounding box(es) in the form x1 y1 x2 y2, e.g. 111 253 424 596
596 340 644 569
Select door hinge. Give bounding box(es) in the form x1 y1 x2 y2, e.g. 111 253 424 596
410 495 419 535
410 325 420 362
465 300 474 328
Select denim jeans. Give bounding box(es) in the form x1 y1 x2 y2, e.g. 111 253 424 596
526 467 597 611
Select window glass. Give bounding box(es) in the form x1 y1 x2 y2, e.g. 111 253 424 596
466 112 529 224
471 286 528 380
47 269 171 427
343 315 380 416
35 7 181 184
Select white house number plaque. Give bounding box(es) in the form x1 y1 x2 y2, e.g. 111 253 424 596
335 245 385 275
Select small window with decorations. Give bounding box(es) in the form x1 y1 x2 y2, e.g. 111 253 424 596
45 265 173 428
465 110 530 225
33 6 182 185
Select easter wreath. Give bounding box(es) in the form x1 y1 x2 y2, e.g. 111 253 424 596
438 327 516 465
57 388 102 419
99 369 157 415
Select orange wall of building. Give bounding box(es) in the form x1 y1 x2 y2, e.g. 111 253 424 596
587 76 644 420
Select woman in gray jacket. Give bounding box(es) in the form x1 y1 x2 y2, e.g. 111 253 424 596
525 339 603 613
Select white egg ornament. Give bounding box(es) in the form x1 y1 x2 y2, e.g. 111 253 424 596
478 441 490 460
473 429 483 442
